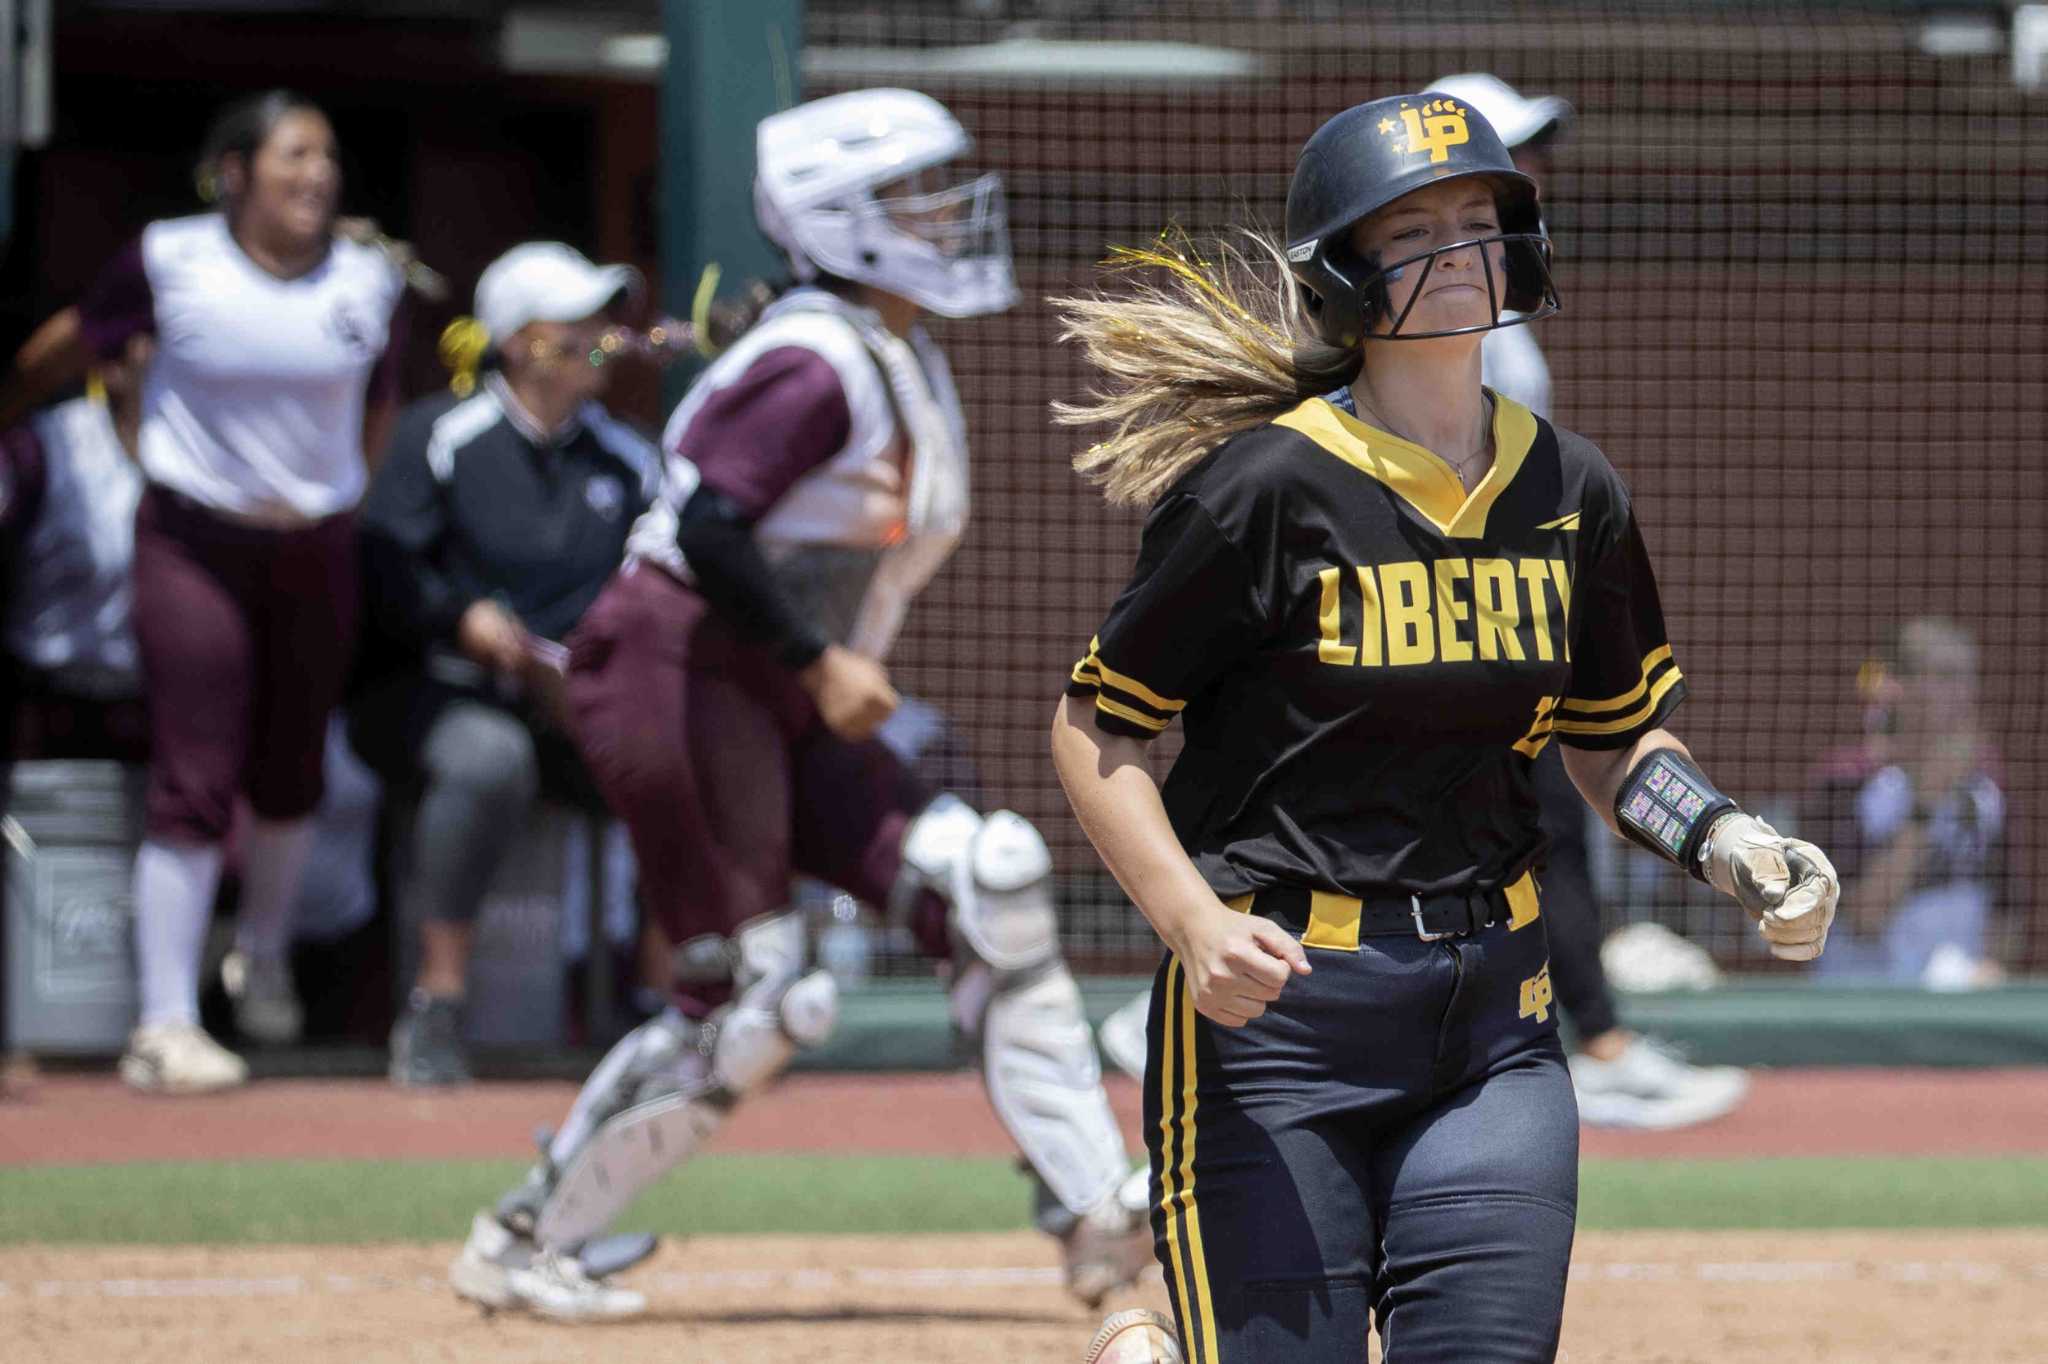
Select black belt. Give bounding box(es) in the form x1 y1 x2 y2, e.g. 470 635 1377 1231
1245 880 1518 943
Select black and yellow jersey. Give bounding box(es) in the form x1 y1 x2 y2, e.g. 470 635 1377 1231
1066 390 1685 900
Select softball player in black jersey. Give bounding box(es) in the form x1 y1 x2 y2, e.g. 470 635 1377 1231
1051 94 1842 1364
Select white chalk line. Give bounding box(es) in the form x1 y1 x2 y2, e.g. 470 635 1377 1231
5 1260 2048 1303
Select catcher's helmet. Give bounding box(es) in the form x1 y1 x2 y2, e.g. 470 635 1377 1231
1285 92 1560 347
755 88 1016 319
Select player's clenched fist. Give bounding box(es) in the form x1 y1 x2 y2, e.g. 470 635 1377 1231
1698 813 1839 962
800 644 900 742
1172 901 1313 1028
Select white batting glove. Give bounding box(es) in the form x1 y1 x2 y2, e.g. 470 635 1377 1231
1696 813 1838 962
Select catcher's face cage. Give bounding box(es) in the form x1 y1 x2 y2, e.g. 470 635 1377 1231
1299 228 1560 344
780 168 1018 320
868 170 1017 315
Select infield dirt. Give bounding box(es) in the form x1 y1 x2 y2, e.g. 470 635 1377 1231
6 1229 2048 1362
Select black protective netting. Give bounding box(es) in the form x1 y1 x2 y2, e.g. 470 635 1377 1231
804 2 2048 976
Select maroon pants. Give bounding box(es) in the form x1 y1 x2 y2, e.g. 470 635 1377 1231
566 565 935 1012
131 488 358 843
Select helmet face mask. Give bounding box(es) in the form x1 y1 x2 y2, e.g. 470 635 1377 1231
755 89 1019 319
1336 227 1556 342
1286 93 1562 348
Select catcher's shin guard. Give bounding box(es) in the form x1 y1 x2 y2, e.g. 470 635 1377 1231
524 912 838 1249
899 795 1133 1220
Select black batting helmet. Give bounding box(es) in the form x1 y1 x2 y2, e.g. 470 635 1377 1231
1285 92 1560 347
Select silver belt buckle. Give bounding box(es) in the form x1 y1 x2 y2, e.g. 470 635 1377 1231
1411 894 1457 942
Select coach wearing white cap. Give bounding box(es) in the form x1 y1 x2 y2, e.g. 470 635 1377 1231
473 243 641 358
353 242 658 1086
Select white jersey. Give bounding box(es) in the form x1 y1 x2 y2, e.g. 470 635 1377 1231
1482 318 1552 419
88 215 404 523
4 396 145 695
628 288 970 660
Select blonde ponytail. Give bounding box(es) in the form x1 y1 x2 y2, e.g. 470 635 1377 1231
1052 231 1360 508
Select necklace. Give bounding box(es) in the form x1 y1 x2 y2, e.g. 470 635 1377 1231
1446 425 1495 489
1352 383 1495 489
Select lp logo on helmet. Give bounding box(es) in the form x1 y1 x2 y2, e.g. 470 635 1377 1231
1397 100 1470 164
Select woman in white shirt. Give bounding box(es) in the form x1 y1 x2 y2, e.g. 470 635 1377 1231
0 89 407 1092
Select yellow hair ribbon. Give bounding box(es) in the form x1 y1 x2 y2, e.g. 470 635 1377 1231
438 316 491 397
690 262 723 359
1102 231 1281 343
84 371 108 405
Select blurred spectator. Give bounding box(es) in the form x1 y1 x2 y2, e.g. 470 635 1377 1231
1804 618 2004 987
0 90 408 1093
352 242 656 1086
0 336 151 768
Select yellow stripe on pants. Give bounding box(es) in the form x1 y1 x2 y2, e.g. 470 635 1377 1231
1157 957 1219 1362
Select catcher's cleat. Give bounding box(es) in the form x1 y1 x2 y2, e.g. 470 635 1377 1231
449 1212 646 1322
1060 1170 1155 1308
1084 1308 1185 1364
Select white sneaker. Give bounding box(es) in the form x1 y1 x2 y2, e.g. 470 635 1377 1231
1098 991 1151 1085
1570 1036 1749 1130
1062 1168 1155 1308
222 950 304 1046
450 1212 646 1321
1599 922 1723 993
118 1022 249 1094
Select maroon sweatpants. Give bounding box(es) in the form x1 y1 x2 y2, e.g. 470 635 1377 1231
565 564 936 1014
130 487 358 843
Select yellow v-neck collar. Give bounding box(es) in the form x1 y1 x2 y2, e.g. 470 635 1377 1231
1273 389 1539 540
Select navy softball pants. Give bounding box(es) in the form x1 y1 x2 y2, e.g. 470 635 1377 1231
1143 885 1579 1363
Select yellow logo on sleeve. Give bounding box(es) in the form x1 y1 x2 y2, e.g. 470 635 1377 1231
1393 99 1471 164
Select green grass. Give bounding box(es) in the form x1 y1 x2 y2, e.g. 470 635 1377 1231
1579 1157 2048 1230
2 1156 2046 1246
0 1155 1035 1245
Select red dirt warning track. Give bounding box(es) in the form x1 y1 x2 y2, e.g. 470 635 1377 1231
5 1068 2047 1166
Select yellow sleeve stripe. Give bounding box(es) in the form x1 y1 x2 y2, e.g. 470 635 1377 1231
1558 644 1676 716
1070 657 1102 687
1081 637 1186 714
1553 667 1684 736
1094 693 1172 732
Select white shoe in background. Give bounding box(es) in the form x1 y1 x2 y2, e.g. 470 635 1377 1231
118 1022 249 1094
1097 990 1151 1085
1569 1035 1749 1130
222 950 304 1046
1599 922 1723 993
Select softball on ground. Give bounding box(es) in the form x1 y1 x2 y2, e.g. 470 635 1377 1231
1083 1308 1184 1363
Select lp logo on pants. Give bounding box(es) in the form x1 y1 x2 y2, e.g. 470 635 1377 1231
1518 964 1554 1024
